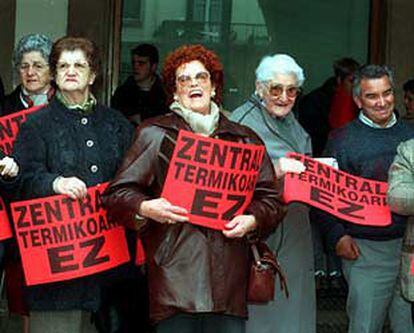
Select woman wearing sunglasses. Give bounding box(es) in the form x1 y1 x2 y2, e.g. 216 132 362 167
231 54 316 333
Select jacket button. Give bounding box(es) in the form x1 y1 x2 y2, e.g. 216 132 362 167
90 165 98 173
81 117 88 125
86 140 94 147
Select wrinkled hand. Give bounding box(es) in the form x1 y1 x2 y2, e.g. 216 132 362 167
335 235 360 260
53 176 87 200
223 215 257 238
139 198 189 224
274 157 306 178
0 156 19 178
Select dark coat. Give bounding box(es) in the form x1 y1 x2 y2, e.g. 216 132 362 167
13 97 134 311
102 112 286 324
111 75 168 123
2 85 26 116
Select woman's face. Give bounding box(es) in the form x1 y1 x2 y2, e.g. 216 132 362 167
55 49 95 95
19 51 51 94
257 73 299 118
174 60 214 115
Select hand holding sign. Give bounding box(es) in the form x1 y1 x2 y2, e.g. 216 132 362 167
335 235 360 260
139 197 189 224
53 176 87 200
274 157 306 178
0 156 19 178
223 214 257 238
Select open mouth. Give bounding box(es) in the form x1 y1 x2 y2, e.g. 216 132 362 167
189 90 203 98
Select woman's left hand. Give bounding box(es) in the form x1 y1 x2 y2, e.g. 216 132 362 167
222 215 257 238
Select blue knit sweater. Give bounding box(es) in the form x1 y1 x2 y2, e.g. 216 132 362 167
318 118 414 249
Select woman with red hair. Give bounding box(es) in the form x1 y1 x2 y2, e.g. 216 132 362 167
103 44 285 333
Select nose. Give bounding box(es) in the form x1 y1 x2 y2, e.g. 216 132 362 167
279 89 288 102
377 96 386 107
189 76 199 86
67 65 76 75
26 66 35 76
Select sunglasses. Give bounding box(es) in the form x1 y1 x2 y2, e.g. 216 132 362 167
266 83 299 98
176 71 210 87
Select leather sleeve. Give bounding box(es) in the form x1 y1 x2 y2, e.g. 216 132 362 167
102 124 163 231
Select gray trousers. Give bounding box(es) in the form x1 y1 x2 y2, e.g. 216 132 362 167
30 310 97 333
342 238 414 333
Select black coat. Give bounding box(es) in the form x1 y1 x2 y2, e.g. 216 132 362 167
13 97 134 311
111 75 168 123
2 85 26 116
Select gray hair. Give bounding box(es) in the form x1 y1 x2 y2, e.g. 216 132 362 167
13 33 53 69
352 64 394 97
255 54 305 87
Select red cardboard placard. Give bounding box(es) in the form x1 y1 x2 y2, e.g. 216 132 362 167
161 130 265 230
284 152 391 226
0 105 44 155
10 183 130 285
0 105 44 240
0 197 12 240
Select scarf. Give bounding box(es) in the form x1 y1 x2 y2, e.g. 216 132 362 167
56 90 97 114
20 86 55 108
170 100 220 136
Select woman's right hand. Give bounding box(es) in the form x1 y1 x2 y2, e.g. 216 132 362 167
53 176 87 199
274 157 306 178
139 198 189 224
0 156 19 178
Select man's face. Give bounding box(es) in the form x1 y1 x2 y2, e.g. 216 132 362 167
404 91 414 114
354 76 394 127
132 55 156 83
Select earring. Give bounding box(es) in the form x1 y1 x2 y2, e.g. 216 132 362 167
173 95 178 101
211 90 216 98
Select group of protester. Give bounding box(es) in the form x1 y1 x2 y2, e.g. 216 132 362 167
0 32 413 333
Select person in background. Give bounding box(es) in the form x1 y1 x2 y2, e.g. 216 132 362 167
103 44 286 333
13 36 134 333
231 54 316 333
1 33 54 333
299 57 360 287
111 43 168 125
3 34 54 115
317 65 414 333
402 79 414 126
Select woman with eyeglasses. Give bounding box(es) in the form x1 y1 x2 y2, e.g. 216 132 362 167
231 54 316 333
102 44 285 333
13 36 134 333
3 34 55 115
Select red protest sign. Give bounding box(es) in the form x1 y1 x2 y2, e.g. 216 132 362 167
161 130 265 230
135 238 146 266
10 183 130 285
0 105 44 155
283 152 391 226
0 106 44 240
0 197 12 240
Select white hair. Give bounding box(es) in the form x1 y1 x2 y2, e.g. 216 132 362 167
255 54 305 87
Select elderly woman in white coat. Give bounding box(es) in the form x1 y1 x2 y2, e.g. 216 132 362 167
231 54 316 333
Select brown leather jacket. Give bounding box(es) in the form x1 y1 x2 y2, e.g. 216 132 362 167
102 113 286 323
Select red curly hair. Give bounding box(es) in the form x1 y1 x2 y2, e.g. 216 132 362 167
162 44 223 106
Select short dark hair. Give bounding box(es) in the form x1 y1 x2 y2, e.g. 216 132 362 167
50 36 100 76
403 79 414 94
333 57 360 80
352 64 394 97
131 43 159 65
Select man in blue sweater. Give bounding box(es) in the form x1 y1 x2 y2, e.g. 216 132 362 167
318 65 414 333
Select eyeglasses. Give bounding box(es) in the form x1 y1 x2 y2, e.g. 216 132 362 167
266 83 300 98
176 71 210 87
56 61 90 72
19 62 49 73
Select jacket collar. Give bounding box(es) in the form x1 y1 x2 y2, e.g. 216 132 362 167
151 112 250 138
